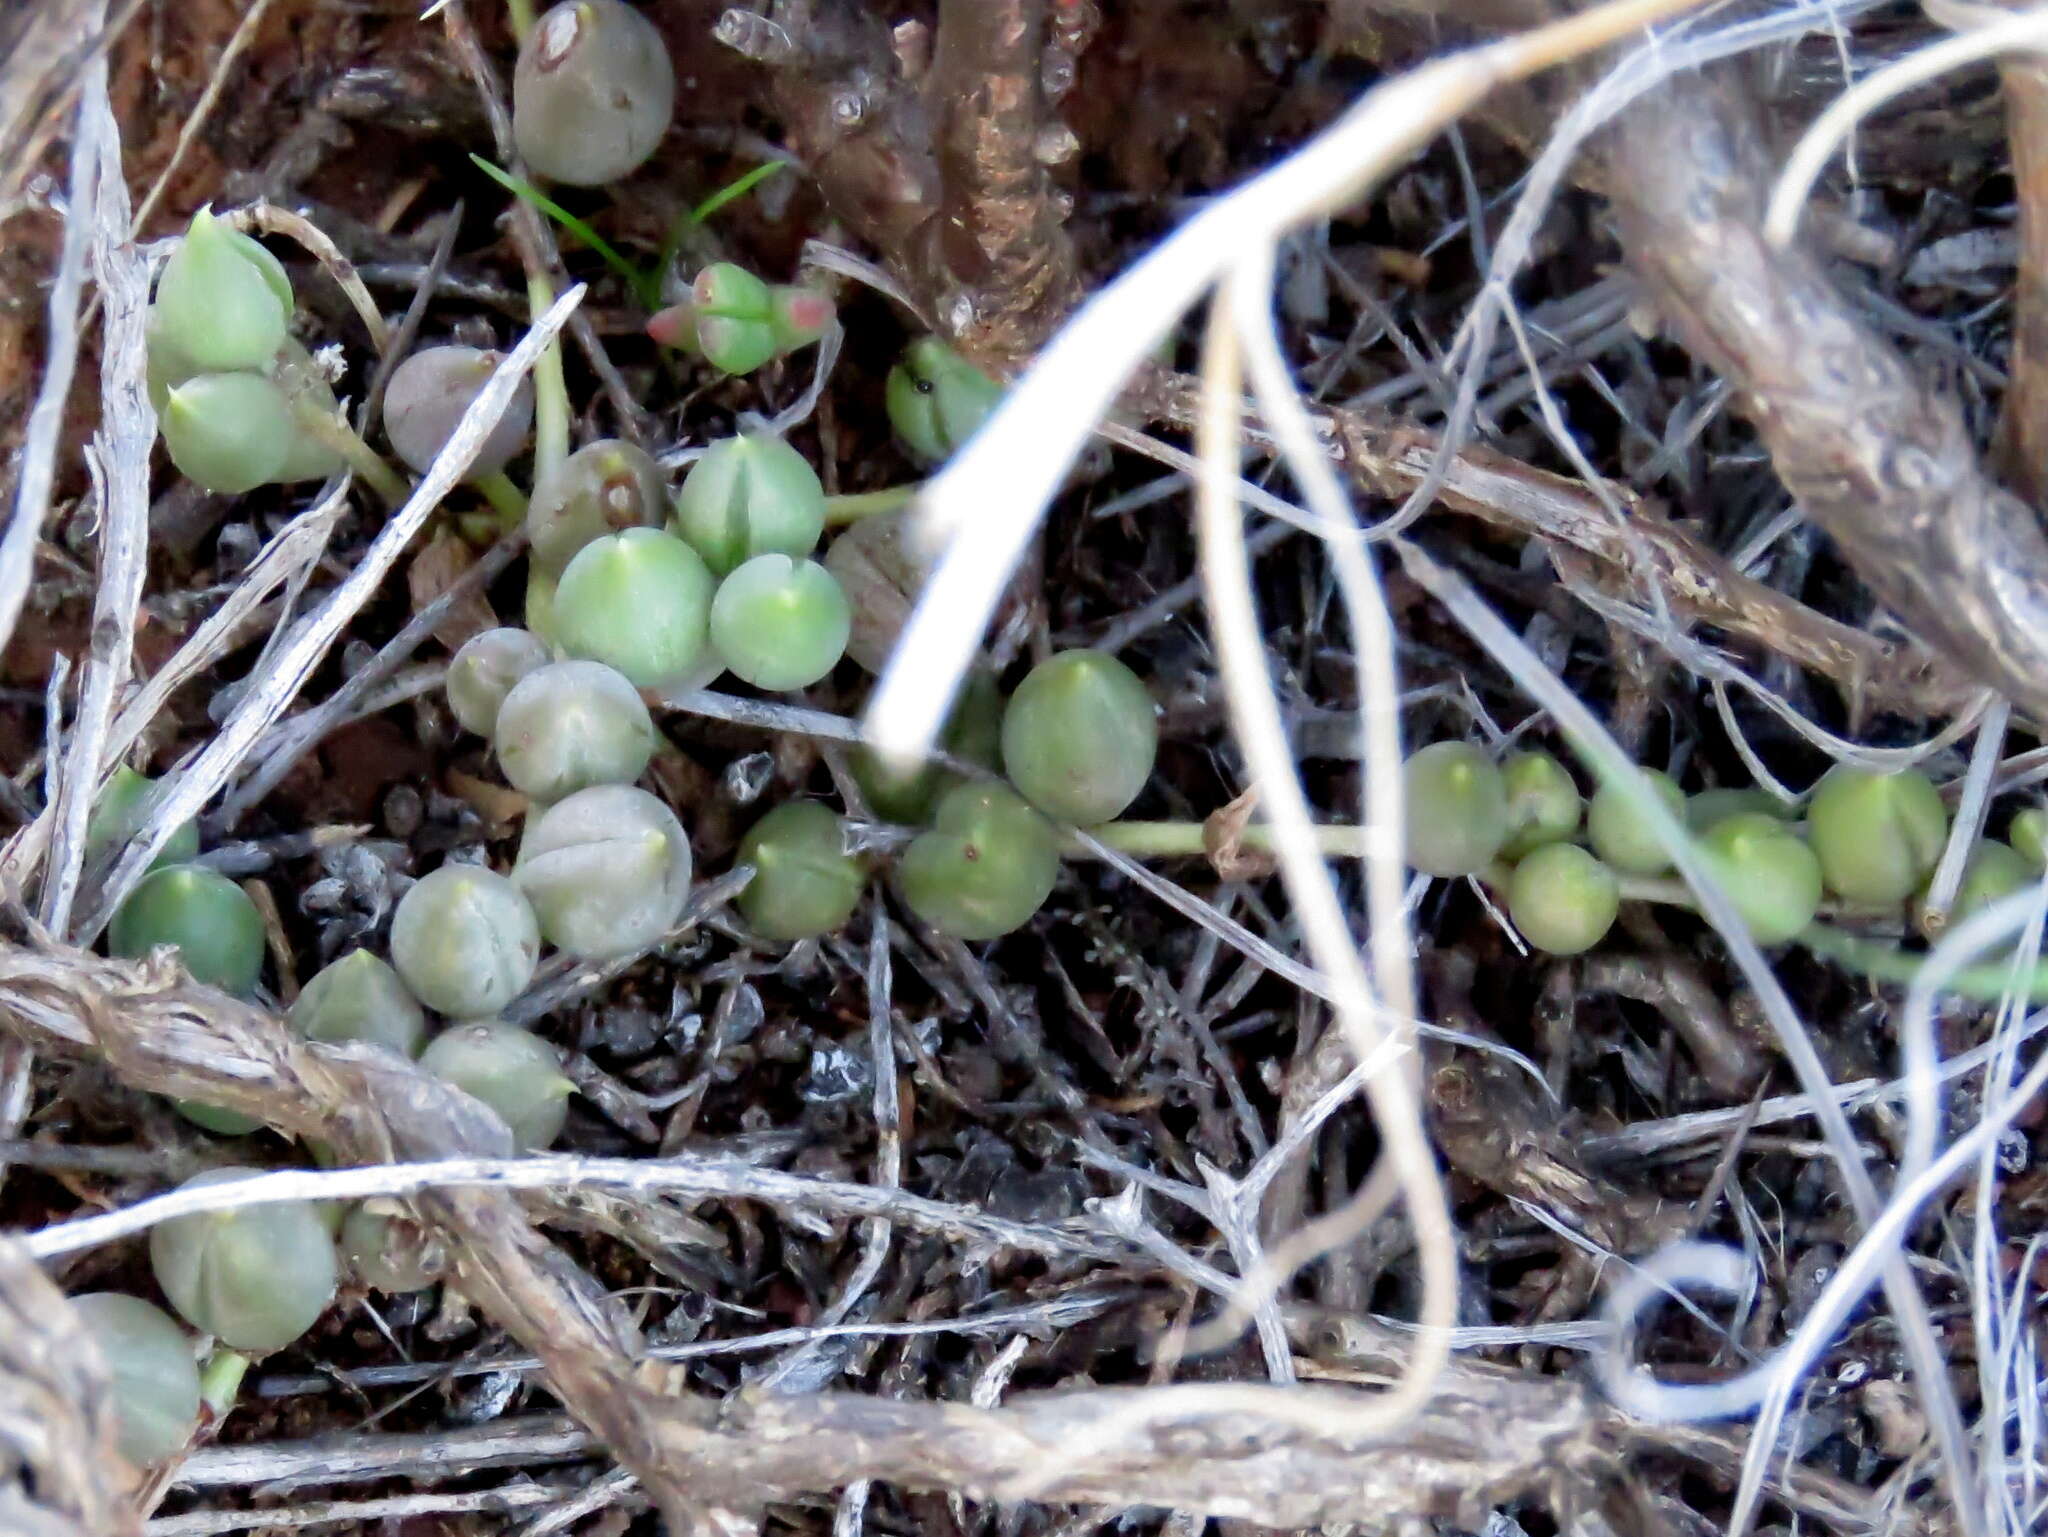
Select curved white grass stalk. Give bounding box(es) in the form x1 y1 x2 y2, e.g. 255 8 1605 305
1397 544 1983 1537
861 0 1715 767
1766 5 2048 248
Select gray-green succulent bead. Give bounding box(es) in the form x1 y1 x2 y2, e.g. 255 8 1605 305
87 765 200 873
1402 741 1509 877
149 1168 338 1351
109 865 266 995
671 433 827 577
553 528 715 689
389 864 541 1017
1000 650 1157 826
152 208 289 374
514 0 676 187
737 801 866 941
494 659 658 801
382 345 535 480
1507 843 1619 955
886 338 1003 464
898 782 1059 940
69 1293 201 1465
526 438 667 575
1498 750 1581 860
161 373 292 494
513 785 692 959
445 627 552 738
290 950 428 1057
708 554 851 691
1806 765 1948 907
1586 768 1687 876
417 1021 573 1152
1697 812 1824 946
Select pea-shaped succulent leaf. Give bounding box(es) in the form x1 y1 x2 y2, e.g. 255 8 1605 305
149 1168 338 1351
738 801 866 940
527 439 667 575
1807 766 1948 907
173 1099 263 1135
1507 843 1619 955
1402 741 1509 877
822 509 933 673
709 555 850 690
110 866 265 995
514 785 692 958
769 286 834 353
1923 838 2035 936
417 1022 573 1152
494 659 657 801
2011 808 2048 870
389 865 540 1017
69 1293 201 1465
341 1203 446 1293
382 345 535 479
553 528 714 688
1697 813 1824 946
1498 750 1581 860
445 627 553 738
162 373 292 494
291 950 427 1057
1684 787 1786 832
689 263 777 376
898 782 1059 940
1586 768 1687 876
886 338 1003 465
88 766 200 873
513 0 676 186
1000 650 1157 826
671 433 826 577
153 209 289 374
852 668 1004 823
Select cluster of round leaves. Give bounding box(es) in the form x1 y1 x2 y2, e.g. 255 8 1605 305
1401 742 2034 955
145 209 346 494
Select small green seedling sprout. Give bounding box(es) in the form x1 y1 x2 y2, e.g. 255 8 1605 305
736 801 867 941
494 659 658 803
1401 741 1508 878
109 866 266 995
898 782 1059 940
290 950 428 1057
418 1021 574 1153
69 1293 202 1465
149 1168 338 1351
513 784 692 959
708 554 851 690
389 865 541 1018
552 527 716 688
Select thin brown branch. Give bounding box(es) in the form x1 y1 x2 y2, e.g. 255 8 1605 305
1609 69 2048 723
1126 371 1973 723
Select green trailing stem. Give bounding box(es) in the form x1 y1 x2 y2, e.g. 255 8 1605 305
528 272 571 481
474 470 530 527
824 485 920 526
287 395 409 506
198 1349 249 1417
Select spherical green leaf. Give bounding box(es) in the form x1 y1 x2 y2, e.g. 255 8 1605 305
494 659 657 801
708 554 850 690
389 865 540 1017
1498 749 1581 860
69 1293 201 1465
898 782 1058 940
553 528 715 688
1507 843 1618 955
162 373 291 494
514 785 692 959
1697 812 1823 945
737 801 866 941
153 208 288 374
1586 768 1686 876
671 433 826 577
1807 765 1948 907
513 0 675 186
1402 740 1509 877
2011 808 2048 870
87 766 199 873
885 338 1002 465
291 950 427 1057
418 1021 573 1152
445 627 553 739
527 438 667 575
149 1168 338 1351
1000 650 1157 826
382 345 534 479
341 1202 446 1293
109 865 265 995
1684 787 1787 832
1926 838 2034 935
